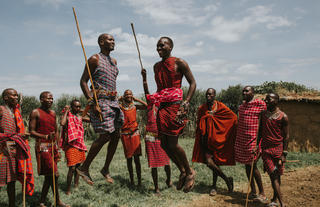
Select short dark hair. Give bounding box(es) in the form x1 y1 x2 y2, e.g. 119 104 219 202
70 99 80 107
269 92 280 101
206 88 216 95
39 91 51 100
123 89 132 95
98 33 109 45
2 88 15 100
160 36 174 48
244 85 255 93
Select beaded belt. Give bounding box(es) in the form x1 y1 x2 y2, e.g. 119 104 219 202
39 143 53 152
145 132 158 142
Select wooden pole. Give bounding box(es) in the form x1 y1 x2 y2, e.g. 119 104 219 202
245 156 255 207
23 160 26 207
130 23 143 71
72 7 102 121
52 139 56 207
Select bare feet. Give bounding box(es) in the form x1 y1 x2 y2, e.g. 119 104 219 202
39 203 46 207
65 190 71 196
176 172 186 190
166 179 173 188
76 168 94 185
227 177 234 193
209 188 217 196
100 168 114 184
183 169 196 193
57 201 71 207
154 189 160 196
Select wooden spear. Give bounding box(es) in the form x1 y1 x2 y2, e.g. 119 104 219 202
72 7 102 121
130 23 144 71
52 139 56 207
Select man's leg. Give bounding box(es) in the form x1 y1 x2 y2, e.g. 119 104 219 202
101 130 120 174
7 181 15 207
245 164 257 195
252 163 266 197
151 168 159 193
133 155 142 186
74 164 80 188
40 176 51 205
166 135 195 192
207 157 233 192
270 172 284 207
66 166 75 195
127 157 134 185
160 135 186 190
50 176 69 207
164 165 172 187
79 133 110 172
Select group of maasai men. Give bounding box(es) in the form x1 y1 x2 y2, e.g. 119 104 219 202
0 33 289 207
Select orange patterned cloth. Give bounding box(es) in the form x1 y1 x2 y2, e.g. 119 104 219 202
120 104 141 158
64 146 85 167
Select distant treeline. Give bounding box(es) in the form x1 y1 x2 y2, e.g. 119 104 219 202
1 81 318 139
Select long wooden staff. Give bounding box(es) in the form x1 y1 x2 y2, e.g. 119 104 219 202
23 159 26 207
52 139 56 207
130 23 144 71
245 154 255 207
72 7 102 121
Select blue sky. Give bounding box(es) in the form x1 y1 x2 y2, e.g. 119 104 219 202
1 0 319 98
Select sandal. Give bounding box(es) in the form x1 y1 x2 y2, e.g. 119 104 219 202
76 168 94 185
183 169 196 193
227 177 234 193
248 192 258 200
209 188 217 196
176 172 186 190
254 194 269 204
266 202 279 207
100 168 114 184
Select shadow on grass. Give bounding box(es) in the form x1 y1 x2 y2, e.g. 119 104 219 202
220 190 266 207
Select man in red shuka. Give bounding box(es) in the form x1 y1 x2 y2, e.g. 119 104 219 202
29 91 69 207
260 93 289 207
148 36 196 193
192 88 237 196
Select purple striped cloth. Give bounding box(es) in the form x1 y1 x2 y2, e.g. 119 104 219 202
90 53 124 133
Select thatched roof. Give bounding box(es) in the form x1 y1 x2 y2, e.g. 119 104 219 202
254 91 320 103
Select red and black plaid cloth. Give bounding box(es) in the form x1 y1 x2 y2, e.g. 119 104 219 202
0 134 29 186
261 111 285 175
235 99 266 164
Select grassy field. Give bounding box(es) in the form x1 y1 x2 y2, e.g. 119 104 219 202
1 138 320 207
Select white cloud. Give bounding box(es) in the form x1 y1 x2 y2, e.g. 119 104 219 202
191 59 234 74
117 74 131 81
235 64 261 75
204 5 292 42
79 28 202 58
278 58 320 68
0 74 81 97
121 0 218 25
24 0 67 8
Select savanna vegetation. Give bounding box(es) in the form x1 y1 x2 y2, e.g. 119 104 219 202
0 81 319 206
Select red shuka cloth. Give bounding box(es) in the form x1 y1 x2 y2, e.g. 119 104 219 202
154 57 186 136
192 101 237 165
261 110 285 175
120 105 141 158
14 105 34 196
35 108 58 175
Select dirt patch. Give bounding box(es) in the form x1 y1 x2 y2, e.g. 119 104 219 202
181 165 320 207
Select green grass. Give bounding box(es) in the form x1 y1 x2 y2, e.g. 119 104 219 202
1 138 320 207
